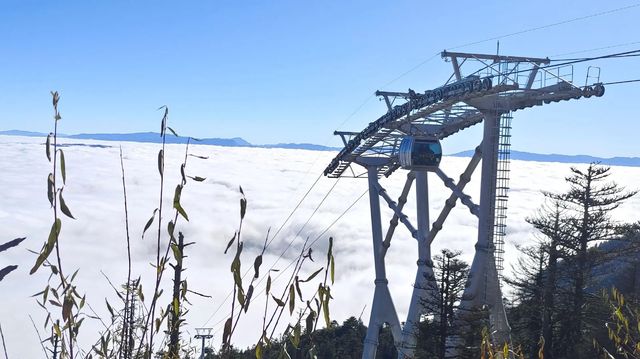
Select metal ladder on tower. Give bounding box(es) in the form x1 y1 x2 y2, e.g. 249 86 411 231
492 58 514 280
493 110 511 279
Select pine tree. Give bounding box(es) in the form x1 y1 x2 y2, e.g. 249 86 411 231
418 249 469 359
505 244 545 358
548 164 636 357
524 200 572 359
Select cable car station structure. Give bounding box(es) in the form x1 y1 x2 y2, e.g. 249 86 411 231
323 51 605 359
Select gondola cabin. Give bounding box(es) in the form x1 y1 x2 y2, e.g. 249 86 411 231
398 137 442 171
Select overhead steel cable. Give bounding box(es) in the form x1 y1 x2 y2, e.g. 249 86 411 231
200 2 640 338
267 188 369 285
207 188 369 338
376 4 640 88
260 177 342 276
200 172 324 327
602 79 640 85
512 49 640 76
265 172 324 249
550 53 640 62
551 41 640 58
201 173 343 328
447 3 640 51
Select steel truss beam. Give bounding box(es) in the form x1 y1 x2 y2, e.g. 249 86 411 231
326 50 606 359
427 145 483 245
434 168 480 216
383 172 416 256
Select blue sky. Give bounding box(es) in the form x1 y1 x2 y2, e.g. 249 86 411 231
1 0 639 156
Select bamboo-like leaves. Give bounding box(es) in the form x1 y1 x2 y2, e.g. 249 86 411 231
173 298 180 316
224 233 236 254
171 242 182 263
53 322 62 337
59 188 75 219
272 295 285 307
222 317 232 347
330 254 335 285
299 268 323 283
51 91 60 109
295 277 302 301
142 208 159 238
0 265 18 282
305 309 316 334
266 275 272 295
253 254 263 279
166 126 178 137
59 149 66 184
159 105 168 137
168 220 175 240
231 240 245 308
46 133 52 162
105 298 114 317
173 184 189 221
0 237 26 253
327 237 335 285
47 173 55 207
30 219 61 274
137 285 145 302
188 153 209 159
288 284 295 314
239 186 247 220
188 176 206 182
244 284 254 313
62 294 73 322
230 242 243 276
157 149 164 176
290 323 301 349
322 286 331 327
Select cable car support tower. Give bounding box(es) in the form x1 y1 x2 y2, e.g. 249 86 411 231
324 50 605 359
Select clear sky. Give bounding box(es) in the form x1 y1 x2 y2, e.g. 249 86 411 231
1 0 639 156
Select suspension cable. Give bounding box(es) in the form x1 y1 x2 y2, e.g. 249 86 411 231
200 172 324 326
208 188 369 337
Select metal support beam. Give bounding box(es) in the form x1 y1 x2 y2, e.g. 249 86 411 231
399 171 437 359
363 166 403 359
398 171 438 359
451 56 462 81
525 65 540 89
383 172 416 256
434 168 480 216
334 131 359 147
383 96 392 111
376 183 418 240
447 113 511 358
426 144 482 245
375 90 412 98
441 50 550 64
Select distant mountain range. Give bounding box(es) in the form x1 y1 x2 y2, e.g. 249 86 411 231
0 130 339 151
451 150 640 167
2 130 639 167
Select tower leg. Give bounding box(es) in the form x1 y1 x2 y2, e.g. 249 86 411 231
363 166 402 359
447 112 511 358
399 171 437 359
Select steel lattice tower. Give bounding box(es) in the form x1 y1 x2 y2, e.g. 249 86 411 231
324 50 605 359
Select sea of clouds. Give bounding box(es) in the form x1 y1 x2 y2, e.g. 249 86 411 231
1 134 639 357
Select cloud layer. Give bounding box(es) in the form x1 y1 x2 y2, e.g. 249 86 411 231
1 135 639 356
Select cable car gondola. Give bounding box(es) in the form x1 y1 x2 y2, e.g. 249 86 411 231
398 137 442 171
